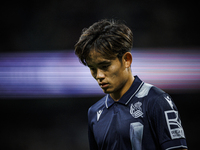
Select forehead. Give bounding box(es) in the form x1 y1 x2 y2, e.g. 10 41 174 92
86 50 114 66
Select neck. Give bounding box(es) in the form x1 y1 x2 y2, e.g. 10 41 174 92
110 75 134 101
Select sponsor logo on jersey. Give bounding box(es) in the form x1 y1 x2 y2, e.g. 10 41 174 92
130 102 143 118
165 110 185 139
97 109 103 121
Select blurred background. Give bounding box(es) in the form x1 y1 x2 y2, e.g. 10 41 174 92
0 1 200 149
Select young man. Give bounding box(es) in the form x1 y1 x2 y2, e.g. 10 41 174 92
75 19 187 150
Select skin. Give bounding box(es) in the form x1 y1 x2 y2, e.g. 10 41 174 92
86 50 134 101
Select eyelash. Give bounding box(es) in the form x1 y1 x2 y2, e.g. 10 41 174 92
100 65 109 70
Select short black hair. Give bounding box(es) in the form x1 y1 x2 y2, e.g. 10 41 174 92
75 19 133 66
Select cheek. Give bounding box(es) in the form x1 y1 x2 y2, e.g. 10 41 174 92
108 67 123 80
108 67 127 86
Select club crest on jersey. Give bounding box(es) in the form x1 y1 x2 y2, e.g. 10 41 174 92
130 102 143 118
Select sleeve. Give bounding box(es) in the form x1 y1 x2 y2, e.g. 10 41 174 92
88 107 98 150
148 93 188 150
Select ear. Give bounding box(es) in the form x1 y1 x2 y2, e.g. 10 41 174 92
123 52 132 68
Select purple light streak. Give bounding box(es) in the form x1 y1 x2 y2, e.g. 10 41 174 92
0 49 199 98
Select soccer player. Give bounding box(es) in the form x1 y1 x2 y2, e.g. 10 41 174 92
74 19 187 150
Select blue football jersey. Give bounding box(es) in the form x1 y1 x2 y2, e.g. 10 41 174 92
88 76 187 150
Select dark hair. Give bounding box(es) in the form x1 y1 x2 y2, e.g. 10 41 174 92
74 19 133 66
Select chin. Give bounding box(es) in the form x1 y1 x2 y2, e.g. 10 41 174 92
102 88 113 94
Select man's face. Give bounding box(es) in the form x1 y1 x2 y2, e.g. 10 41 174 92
86 50 130 95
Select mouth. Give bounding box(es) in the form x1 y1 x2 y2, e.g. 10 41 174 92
99 83 109 88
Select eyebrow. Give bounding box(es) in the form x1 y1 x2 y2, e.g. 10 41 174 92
87 61 111 68
97 61 111 66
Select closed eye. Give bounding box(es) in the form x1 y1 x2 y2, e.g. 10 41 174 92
88 61 111 71
100 65 110 70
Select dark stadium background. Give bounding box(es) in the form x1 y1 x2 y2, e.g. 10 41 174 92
0 1 199 149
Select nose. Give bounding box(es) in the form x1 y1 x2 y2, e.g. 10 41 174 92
96 69 105 80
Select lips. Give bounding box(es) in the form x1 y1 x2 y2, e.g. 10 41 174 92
99 83 109 88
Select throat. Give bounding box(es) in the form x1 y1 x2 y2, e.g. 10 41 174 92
110 76 135 102
110 93 121 102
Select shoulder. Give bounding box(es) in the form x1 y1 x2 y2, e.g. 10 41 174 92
141 84 179 121
135 82 166 101
148 86 176 110
136 83 175 111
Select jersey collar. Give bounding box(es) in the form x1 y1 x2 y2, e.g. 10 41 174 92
105 76 144 108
